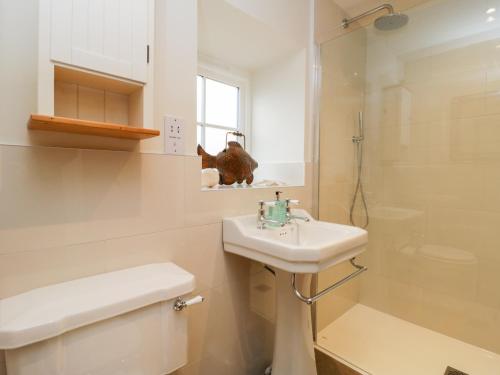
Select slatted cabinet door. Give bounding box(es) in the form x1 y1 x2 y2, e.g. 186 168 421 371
50 0 150 83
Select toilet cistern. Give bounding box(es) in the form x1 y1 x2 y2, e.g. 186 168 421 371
0 263 204 375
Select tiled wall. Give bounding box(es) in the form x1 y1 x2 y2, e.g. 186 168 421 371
0 145 313 375
314 0 435 334
360 29 500 353
316 0 367 332
317 0 500 355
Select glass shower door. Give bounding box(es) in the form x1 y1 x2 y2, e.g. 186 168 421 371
316 0 500 373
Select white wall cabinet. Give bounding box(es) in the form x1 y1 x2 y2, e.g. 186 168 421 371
50 0 151 83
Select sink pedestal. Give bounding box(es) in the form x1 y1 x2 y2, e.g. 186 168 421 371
223 209 368 375
271 270 317 375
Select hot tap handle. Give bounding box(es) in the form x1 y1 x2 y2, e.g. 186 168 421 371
258 200 276 207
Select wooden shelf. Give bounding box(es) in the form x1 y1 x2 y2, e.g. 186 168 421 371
29 115 160 140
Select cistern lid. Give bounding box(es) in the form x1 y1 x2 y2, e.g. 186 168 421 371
0 263 194 349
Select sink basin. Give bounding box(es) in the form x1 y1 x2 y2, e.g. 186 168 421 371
223 209 368 273
223 208 369 375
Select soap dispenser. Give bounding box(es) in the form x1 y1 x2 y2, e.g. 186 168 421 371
270 191 286 225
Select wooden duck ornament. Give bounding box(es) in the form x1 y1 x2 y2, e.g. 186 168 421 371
197 142 258 185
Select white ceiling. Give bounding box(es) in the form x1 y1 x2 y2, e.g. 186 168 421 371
198 0 308 71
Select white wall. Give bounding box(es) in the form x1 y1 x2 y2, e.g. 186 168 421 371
0 0 197 155
251 49 307 185
151 0 198 155
0 0 39 146
197 0 314 186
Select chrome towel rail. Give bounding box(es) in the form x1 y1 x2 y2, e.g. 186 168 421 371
291 258 367 305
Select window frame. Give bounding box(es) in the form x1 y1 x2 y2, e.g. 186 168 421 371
197 65 250 154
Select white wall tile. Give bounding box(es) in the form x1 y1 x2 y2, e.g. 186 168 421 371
0 144 313 372
0 146 186 255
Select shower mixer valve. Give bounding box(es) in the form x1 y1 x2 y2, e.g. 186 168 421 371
352 135 364 144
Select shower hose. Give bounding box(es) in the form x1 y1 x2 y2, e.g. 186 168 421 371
349 115 369 229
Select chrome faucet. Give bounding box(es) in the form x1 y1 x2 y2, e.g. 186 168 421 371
285 199 310 223
257 200 285 229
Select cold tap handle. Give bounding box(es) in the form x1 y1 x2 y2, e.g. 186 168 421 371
258 200 276 207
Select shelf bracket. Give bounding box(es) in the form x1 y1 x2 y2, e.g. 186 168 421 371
291 258 367 305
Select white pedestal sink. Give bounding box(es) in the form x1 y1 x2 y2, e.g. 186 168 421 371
223 209 368 375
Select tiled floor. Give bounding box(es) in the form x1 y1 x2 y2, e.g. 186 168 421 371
316 349 363 375
317 304 500 375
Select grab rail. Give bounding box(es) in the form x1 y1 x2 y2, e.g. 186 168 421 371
291 258 367 305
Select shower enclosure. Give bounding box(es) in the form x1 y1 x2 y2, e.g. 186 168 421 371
315 0 500 373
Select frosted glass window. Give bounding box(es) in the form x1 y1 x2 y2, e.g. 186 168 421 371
205 78 238 128
197 74 243 159
205 127 228 155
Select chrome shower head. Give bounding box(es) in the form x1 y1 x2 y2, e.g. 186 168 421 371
342 4 409 31
374 12 409 30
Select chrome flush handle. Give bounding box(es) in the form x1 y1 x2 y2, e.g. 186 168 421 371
173 295 205 311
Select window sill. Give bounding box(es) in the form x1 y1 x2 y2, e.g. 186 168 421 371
201 182 304 192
